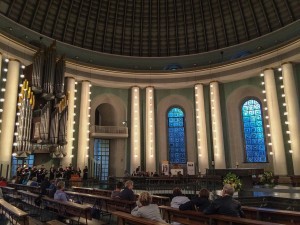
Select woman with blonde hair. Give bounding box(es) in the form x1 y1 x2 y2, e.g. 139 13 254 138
131 191 167 223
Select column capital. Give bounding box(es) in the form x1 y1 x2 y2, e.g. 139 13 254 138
263 67 274 72
8 58 21 63
281 61 293 66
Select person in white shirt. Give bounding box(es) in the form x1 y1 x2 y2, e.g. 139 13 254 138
131 191 167 223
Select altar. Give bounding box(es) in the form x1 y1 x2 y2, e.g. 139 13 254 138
206 168 264 189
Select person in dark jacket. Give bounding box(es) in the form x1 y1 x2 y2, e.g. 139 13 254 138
203 184 245 217
117 180 135 201
179 188 211 211
40 177 51 195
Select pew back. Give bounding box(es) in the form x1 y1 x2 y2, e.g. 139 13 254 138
0 199 29 225
159 205 284 225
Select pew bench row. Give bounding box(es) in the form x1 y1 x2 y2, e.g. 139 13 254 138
159 205 285 225
72 186 170 206
0 199 29 225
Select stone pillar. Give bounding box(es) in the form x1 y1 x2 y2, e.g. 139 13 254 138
0 53 2 80
61 77 76 167
282 63 300 175
210 82 226 169
145 87 156 173
194 84 209 173
264 69 287 175
130 87 141 173
0 59 20 177
77 81 90 170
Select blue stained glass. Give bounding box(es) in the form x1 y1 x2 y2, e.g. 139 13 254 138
168 107 187 164
242 99 267 163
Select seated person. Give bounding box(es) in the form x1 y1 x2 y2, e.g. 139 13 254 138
54 181 69 202
48 179 57 198
179 188 211 211
203 184 245 217
131 191 167 223
40 177 51 195
0 177 7 187
117 180 135 201
111 181 123 198
171 187 190 208
30 177 39 187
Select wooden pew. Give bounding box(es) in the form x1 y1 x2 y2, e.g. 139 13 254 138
67 190 136 213
8 183 41 194
17 190 40 206
46 220 66 225
72 187 94 194
65 191 112 222
112 210 168 225
107 197 136 213
242 206 300 225
146 194 170 206
41 196 91 225
93 188 113 197
290 176 300 187
72 186 170 206
0 199 29 225
159 205 284 225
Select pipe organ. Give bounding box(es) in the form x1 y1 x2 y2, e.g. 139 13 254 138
15 80 35 157
15 41 68 158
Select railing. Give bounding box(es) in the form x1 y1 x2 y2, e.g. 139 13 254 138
90 125 128 138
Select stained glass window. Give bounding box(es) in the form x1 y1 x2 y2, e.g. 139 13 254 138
168 107 186 164
94 139 110 181
242 99 267 162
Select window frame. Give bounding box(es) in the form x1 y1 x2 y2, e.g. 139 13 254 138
94 138 110 182
167 106 187 164
240 97 268 163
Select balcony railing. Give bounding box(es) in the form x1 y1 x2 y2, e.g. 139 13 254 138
90 125 128 139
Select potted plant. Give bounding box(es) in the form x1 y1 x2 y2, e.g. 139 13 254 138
223 172 242 192
260 171 275 187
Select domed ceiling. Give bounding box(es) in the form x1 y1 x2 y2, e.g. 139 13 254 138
1 0 299 58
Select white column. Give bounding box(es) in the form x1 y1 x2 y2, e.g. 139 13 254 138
264 69 287 175
282 63 300 175
61 77 76 167
0 53 2 80
194 84 209 173
130 87 141 173
210 82 226 169
0 59 20 177
146 87 156 173
77 81 90 170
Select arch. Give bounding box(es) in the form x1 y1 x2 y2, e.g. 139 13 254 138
226 85 273 170
95 103 117 126
157 94 195 168
91 94 127 127
90 94 127 177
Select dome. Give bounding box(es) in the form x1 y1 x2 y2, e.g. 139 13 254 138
0 0 300 70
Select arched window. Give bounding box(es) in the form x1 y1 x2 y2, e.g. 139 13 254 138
168 107 186 164
241 99 267 163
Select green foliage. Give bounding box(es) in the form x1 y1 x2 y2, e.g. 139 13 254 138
223 172 242 192
260 171 275 186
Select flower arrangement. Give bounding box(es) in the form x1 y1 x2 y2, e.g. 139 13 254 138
260 171 275 186
223 172 242 192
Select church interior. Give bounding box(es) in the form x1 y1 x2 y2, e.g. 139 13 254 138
0 0 300 224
